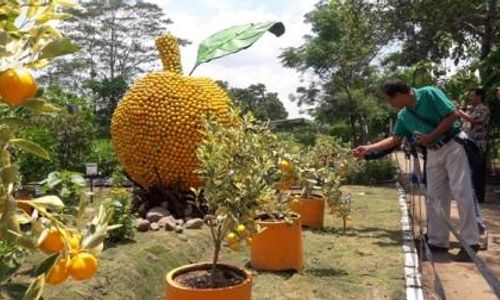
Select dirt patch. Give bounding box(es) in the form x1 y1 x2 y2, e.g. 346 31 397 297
174 264 246 289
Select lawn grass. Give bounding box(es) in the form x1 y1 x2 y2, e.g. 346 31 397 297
37 185 404 300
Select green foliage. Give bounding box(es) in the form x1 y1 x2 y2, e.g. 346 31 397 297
326 123 350 142
346 158 397 185
16 127 59 183
196 108 287 274
223 83 288 121
17 90 95 181
0 0 79 71
85 76 128 138
381 0 497 66
280 0 391 144
103 189 135 243
274 121 317 146
110 165 129 187
42 0 175 89
40 170 86 212
86 139 119 178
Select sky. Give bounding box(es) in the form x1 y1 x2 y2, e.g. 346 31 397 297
146 0 317 119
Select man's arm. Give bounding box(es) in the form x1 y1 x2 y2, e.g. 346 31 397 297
353 136 402 159
457 109 474 123
416 111 458 145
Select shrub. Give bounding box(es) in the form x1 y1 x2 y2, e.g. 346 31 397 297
346 158 397 185
103 189 135 243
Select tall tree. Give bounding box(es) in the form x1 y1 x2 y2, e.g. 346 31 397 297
44 0 174 87
382 0 499 69
40 0 179 136
280 0 390 144
219 82 289 121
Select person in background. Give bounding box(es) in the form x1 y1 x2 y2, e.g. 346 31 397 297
457 88 490 203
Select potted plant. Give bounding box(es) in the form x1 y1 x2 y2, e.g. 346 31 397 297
249 138 304 272
283 141 325 230
315 135 358 231
288 135 359 229
165 109 279 299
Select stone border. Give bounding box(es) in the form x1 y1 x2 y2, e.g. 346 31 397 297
396 184 424 300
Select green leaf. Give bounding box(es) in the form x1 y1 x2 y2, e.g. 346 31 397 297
0 261 21 284
0 283 29 300
10 139 50 160
22 274 44 300
22 99 60 114
70 174 86 186
33 253 59 277
38 38 79 60
1 165 18 186
190 21 285 74
25 59 50 69
0 116 29 128
28 196 64 209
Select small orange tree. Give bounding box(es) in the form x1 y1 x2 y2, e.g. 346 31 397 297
312 135 358 229
195 108 283 286
0 1 114 298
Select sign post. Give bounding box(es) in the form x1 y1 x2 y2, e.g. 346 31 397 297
86 163 98 203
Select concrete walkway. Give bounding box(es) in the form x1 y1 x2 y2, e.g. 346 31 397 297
393 152 500 300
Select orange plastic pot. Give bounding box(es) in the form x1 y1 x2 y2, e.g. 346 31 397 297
165 263 252 300
250 215 303 271
16 194 33 214
290 196 325 229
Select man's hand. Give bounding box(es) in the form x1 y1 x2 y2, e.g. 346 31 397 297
352 146 369 159
415 133 434 146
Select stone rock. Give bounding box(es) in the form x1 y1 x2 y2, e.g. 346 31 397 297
184 218 204 229
146 206 171 223
136 218 150 232
149 222 159 231
159 216 177 231
176 219 184 226
174 226 183 234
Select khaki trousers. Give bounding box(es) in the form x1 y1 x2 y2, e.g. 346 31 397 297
426 140 479 247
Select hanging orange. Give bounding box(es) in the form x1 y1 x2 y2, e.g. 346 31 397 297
68 252 98 281
46 258 69 285
0 67 37 106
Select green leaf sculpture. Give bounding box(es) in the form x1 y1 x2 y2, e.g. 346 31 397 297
190 21 285 74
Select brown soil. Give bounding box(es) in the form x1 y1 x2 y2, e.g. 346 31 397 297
394 153 500 300
174 264 246 289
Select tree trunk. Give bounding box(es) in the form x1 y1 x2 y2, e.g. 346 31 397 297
480 0 497 60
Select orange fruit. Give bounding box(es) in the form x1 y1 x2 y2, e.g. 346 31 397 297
226 232 238 243
68 252 98 281
69 233 81 252
39 228 66 253
236 224 246 235
228 242 240 252
278 160 294 173
0 67 37 106
46 258 69 285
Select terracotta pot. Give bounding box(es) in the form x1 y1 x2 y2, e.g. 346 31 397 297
165 263 252 300
250 215 303 271
290 196 325 229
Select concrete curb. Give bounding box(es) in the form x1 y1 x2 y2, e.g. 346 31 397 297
397 183 425 300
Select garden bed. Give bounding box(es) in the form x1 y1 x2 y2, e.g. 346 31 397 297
37 185 404 300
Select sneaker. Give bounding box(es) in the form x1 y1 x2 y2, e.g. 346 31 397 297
479 231 488 251
455 244 480 262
